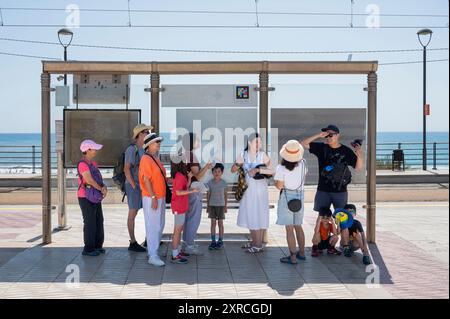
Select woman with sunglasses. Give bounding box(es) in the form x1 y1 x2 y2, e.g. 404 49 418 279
139 133 167 267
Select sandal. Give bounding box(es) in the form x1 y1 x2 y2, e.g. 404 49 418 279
241 242 253 249
296 252 306 260
246 246 263 254
280 254 298 265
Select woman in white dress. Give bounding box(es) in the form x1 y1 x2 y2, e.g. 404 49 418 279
231 133 274 253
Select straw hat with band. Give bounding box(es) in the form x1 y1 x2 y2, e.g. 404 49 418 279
280 140 304 163
133 124 153 139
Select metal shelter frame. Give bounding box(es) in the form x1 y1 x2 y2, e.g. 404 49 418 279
41 60 378 244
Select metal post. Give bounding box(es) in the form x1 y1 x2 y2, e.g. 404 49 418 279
366 72 377 243
259 65 269 245
32 145 36 174
63 47 67 86
41 72 52 244
433 142 437 170
422 47 427 170
259 69 269 148
56 151 67 229
150 72 160 134
60 46 68 230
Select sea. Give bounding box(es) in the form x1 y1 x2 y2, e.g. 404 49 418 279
0 132 448 173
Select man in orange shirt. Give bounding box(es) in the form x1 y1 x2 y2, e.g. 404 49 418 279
139 133 167 267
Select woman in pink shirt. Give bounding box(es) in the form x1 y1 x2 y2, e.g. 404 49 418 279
77 140 107 257
170 157 199 264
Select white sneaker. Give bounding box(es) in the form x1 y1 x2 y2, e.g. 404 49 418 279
185 245 204 256
148 256 165 267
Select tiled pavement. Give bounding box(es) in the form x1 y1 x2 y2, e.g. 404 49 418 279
0 202 448 299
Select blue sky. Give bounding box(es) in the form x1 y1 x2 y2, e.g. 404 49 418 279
0 0 448 133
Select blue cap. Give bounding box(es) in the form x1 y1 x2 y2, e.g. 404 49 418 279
333 208 354 229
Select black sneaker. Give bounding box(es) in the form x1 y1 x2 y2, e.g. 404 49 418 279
363 255 372 265
96 248 106 254
128 241 146 252
343 246 352 258
82 250 100 257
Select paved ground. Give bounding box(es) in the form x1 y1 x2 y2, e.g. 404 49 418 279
0 202 448 299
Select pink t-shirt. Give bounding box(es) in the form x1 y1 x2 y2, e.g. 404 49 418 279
77 160 98 198
171 172 189 214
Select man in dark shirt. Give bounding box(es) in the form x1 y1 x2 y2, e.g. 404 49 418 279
300 124 364 212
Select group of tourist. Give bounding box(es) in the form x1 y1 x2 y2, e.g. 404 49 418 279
76 123 372 267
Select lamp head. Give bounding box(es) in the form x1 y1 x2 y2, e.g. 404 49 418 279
417 28 433 48
57 28 74 47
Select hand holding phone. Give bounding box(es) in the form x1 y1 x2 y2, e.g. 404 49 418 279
351 139 363 148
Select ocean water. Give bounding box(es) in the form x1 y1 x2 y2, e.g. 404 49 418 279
0 132 448 173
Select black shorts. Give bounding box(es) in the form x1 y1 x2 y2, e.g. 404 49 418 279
348 219 364 237
318 237 332 250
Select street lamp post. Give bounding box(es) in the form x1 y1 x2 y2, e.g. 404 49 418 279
57 28 73 86
417 28 433 171
56 28 73 231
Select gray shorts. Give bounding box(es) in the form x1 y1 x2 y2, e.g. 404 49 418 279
208 206 225 220
313 190 348 212
174 213 186 227
125 183 143 210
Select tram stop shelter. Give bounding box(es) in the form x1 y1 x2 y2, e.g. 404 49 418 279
40 60 378 245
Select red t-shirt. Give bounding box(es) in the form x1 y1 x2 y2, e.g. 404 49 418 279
77 160 98 198
171 172 189 214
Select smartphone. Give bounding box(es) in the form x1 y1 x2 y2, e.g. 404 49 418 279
351 139 363 148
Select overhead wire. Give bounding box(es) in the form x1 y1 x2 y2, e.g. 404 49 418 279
0 36 448 55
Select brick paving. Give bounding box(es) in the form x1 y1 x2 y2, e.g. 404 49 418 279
0 202 448 299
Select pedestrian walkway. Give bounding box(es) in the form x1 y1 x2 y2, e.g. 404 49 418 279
0 202 448 299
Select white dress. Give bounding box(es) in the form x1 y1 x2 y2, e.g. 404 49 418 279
237 151 270 230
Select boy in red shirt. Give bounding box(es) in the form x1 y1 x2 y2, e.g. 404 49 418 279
311 207 341 257
171 158 199 264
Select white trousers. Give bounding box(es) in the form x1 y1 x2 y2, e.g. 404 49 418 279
143 197 166 258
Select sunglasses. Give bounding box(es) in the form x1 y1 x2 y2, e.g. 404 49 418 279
140 130 150 135
325 133 337 138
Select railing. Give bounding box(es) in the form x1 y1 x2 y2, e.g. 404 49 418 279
0 145 58 174
376 142 449 169
0 142 448 174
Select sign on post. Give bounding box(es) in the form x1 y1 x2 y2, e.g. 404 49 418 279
55 120 64 152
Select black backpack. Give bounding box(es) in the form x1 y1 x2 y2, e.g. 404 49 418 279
112 144 138 201
320 146 352 191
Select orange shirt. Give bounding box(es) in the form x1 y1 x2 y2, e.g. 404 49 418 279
139 154 167 199
319 222 332 241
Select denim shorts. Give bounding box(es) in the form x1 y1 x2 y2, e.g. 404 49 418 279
276 189 305 226
125 183 143 210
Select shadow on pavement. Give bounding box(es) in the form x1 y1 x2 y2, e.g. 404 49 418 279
0 239 394 297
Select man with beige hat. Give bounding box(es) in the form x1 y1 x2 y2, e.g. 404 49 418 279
124 123 153 252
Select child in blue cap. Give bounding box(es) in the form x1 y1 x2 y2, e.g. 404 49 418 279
334 204 372 265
